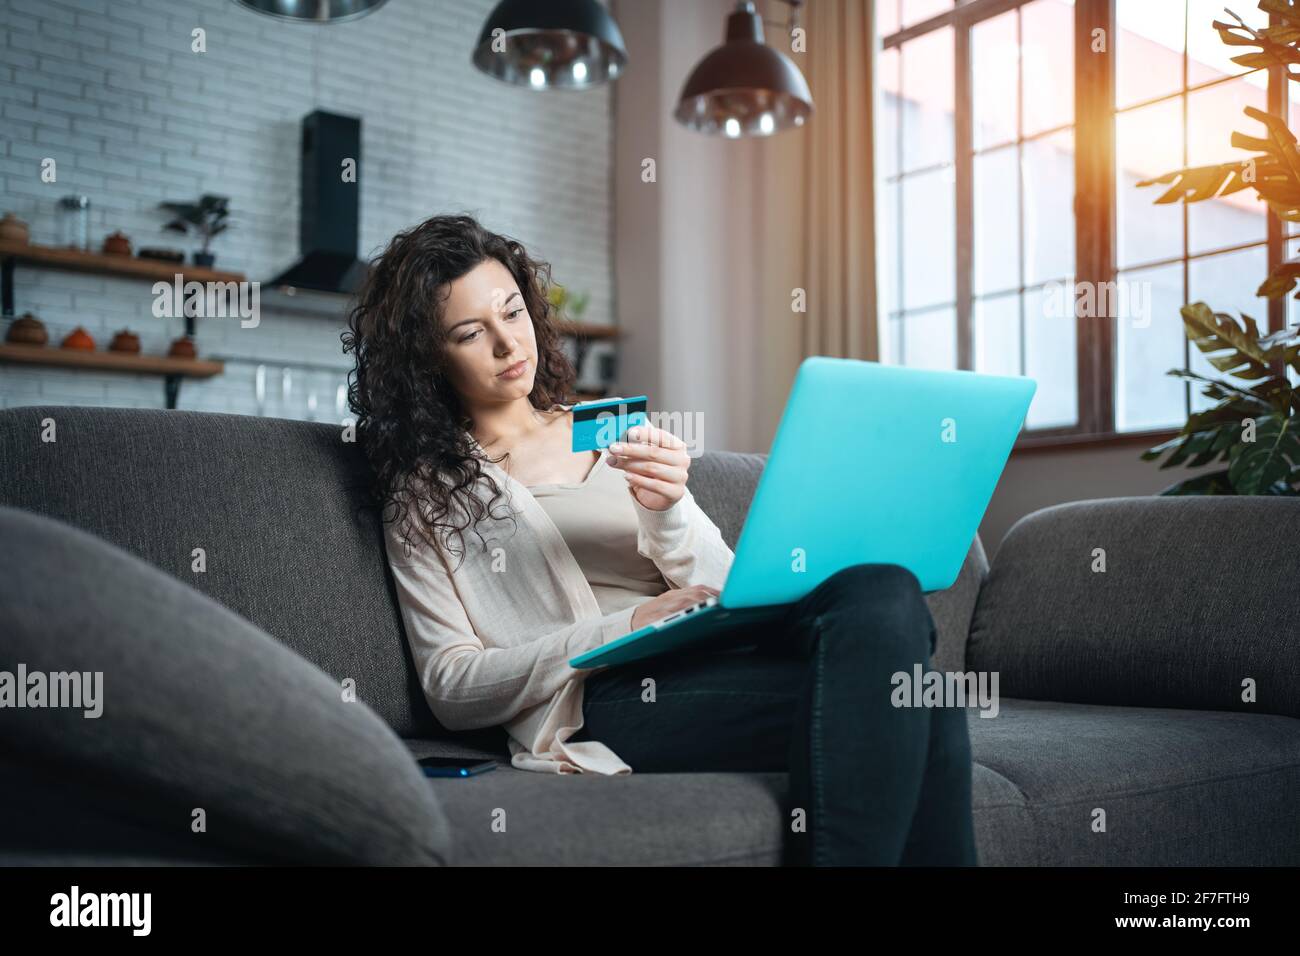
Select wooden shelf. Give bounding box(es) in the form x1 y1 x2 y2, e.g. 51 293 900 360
555 321 619 395
555 320 619 340
0 342 223 378
0 240 244 285
0 342 222 409
0 246 621 401
0 240 240 408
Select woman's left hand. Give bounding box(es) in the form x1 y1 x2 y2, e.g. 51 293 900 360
608 423 690 511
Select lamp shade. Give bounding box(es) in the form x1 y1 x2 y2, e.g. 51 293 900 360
675 1 814 137
232 0 388 23
472 0 629 90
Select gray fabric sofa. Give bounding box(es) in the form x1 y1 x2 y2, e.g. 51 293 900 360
1 405 1296 866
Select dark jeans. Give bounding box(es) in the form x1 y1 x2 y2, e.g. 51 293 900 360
569 563 979 867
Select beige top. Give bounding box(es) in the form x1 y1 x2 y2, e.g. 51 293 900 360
529 448 670 616
382 416 735 775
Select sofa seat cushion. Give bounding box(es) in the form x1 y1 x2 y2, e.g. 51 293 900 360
429 765 788 865
968 698 1300 866
425 698 1300 867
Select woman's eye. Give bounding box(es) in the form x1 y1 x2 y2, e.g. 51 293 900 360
459 310 520 342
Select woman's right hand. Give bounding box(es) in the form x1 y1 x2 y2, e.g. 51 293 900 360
630 585 721 631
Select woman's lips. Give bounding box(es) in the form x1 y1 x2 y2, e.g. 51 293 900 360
498 359 528 380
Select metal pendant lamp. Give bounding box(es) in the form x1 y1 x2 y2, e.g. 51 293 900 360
232 0 388 23
472 0 629 90
676 0 814 137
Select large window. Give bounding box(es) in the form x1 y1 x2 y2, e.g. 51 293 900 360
877 0 1296 444
879 24 958 370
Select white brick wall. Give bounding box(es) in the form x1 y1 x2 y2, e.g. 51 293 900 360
0 0 614 417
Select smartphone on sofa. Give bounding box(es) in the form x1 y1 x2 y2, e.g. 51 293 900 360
417 756 499 778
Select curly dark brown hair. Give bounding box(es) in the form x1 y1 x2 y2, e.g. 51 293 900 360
341 213 578 570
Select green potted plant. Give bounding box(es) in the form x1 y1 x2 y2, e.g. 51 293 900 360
159 194 230 267
548 283 591 325
1136 0 1300 495
1139 304 1298 494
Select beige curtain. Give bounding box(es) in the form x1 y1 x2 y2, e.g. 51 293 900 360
750 0 879 443
801 0 877 361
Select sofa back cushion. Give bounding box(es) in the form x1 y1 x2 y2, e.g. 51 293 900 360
0 406 463 743
0 407 986 752
968 496 1300 718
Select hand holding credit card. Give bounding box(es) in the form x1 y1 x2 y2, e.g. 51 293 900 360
571 395 649 452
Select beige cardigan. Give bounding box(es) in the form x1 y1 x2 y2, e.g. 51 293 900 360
382 427 735 774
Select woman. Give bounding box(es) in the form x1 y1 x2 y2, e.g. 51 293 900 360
342 213 978 867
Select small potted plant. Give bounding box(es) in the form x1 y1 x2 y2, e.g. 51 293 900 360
548 283 591 325
158 194 230 267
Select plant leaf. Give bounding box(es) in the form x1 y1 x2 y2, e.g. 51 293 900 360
1180 302 1276 380
1228 413 1300 493
1196 432 1235 466
1182 396 1264 433
1135 159 1268 203
1165 368 1281 409
1157 469 1235 496
1238 105 1300 220
1212 7 1300 78
1257 258 1300 298
1142 416 1245 470
1141 105 1300 223
1140 435 1183 461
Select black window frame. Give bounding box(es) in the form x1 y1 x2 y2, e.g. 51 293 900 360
879 0 1292 450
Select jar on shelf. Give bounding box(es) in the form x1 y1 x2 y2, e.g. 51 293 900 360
58 195 90 250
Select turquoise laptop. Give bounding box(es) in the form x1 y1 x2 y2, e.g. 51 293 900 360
570 357 1036 669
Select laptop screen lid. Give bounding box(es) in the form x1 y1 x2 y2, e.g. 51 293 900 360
719 357 1035 606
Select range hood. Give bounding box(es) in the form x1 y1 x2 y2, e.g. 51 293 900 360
268 110 368 297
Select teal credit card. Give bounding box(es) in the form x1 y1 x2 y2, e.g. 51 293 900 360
571 395 648 452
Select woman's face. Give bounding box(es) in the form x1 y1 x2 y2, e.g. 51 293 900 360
439 257 538 406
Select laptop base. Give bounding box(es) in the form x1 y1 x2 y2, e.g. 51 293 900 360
571 603 788 670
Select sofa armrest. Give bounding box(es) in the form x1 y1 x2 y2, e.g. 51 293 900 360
967 496 1300 719
0 505 452 865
